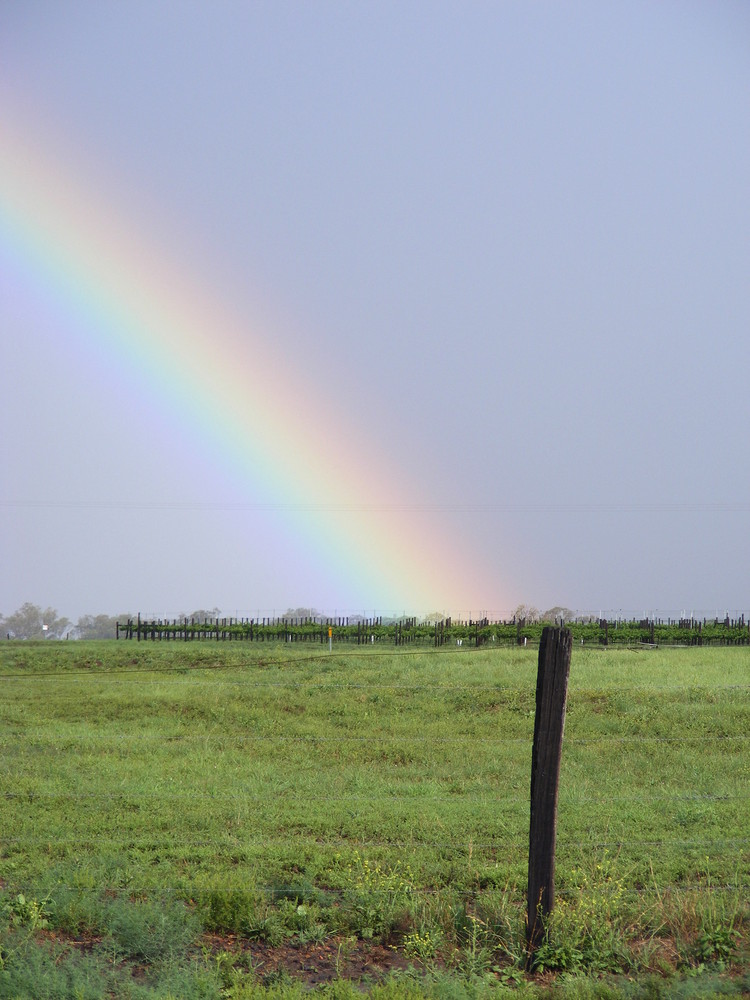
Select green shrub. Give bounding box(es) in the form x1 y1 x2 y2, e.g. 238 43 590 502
195 888 263 936
103 896 200 964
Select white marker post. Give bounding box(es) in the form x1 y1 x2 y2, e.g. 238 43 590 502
328 626 332 652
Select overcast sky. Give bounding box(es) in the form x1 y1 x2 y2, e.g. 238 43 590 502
2 1 749 622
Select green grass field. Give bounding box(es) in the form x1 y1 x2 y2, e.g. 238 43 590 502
0 641 747 998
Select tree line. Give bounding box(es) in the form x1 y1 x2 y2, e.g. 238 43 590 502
1 603 217 640
1 603 574 641
11 602 744 645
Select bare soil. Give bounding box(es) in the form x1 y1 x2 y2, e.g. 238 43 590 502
202 932 415 985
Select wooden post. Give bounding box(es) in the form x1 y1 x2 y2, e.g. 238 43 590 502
526 626 572 967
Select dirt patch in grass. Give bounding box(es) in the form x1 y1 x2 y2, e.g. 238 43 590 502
203 932 414 985
46 927 414 986
42 928 107 953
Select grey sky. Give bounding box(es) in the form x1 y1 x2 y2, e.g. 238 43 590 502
2 1 749 621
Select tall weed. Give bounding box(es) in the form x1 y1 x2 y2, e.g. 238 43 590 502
532 854 633 973
335 851 417 942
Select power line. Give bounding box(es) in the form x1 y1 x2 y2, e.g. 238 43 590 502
3 499 750 513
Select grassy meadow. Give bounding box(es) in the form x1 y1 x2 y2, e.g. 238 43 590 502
0 640 747 998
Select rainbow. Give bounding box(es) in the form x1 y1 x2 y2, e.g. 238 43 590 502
0 113 508 614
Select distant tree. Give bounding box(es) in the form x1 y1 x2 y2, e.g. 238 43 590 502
2 603 69 639
540 606 575 624
282 607 323 620
181 608 221 621
76 613 129 639
513 604 540 623
423 611 447 624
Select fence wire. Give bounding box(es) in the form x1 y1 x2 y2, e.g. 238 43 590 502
2 790 747 805
2 836 749 851
2 733 747 747
5 882 749 898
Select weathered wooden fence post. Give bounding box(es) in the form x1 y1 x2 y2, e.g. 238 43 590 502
526 625 572 967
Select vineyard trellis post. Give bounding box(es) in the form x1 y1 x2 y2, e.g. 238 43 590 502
526 625 572 967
